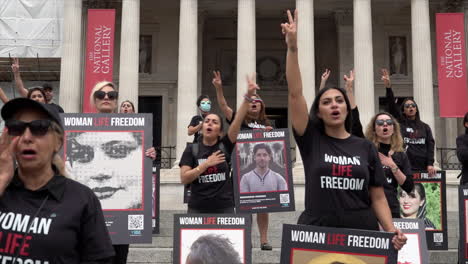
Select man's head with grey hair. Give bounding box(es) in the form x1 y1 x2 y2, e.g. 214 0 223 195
185 234 241 264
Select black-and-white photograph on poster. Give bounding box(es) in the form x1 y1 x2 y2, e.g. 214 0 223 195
400 171 447 250
232 129 294 213
60 113 153 244
392 219 428 264
152 166 160 234
281 224 397 264
173 214 252 264
459 185 468 263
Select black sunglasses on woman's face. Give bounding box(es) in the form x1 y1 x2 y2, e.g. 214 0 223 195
94 90 118 100
5 120 52 136
375 119 394 126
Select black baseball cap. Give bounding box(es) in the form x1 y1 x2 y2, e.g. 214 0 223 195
1 98 63 130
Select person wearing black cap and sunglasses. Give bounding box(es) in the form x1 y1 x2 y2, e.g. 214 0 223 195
382 69 436 176
0 98 114 263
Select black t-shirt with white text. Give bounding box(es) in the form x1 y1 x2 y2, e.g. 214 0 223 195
0 173 114 263
179 136 235 210
378 144 414 217
227 111 268 130
294 120 386 217
188 115 204 143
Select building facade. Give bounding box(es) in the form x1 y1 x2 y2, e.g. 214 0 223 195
2 0 467 167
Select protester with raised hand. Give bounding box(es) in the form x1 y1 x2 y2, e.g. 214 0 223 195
11 58 64 113
282 9 406 250
382 69 436 175
319 69 331 90
212 70 273 250
179 73 258 214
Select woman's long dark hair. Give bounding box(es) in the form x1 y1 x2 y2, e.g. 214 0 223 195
309 87 353 133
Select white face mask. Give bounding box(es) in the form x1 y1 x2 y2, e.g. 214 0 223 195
199 101 211 112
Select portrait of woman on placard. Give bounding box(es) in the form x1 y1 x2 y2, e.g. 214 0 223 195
66 131 143 210
399 183 437 229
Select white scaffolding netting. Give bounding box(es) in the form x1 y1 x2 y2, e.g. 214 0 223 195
0 0 64 58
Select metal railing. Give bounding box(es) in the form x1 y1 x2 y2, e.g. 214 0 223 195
155 146 176 169
437 147 462 170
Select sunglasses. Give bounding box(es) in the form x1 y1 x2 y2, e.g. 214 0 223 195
94 90 118 100
404 103 416 108
375 119 394 126
5 120 52 136
251 99 263 104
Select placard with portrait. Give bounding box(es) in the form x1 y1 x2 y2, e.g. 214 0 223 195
60 113 154 244
281 224 397 264
232 128 295 213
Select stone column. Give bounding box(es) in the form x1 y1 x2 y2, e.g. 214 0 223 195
295 0 315 167
236 0 256 108
59 0 83 112
411 0 435 136
175 0 198 164
353 0 375 129
411 0 439 167
119 0 140 108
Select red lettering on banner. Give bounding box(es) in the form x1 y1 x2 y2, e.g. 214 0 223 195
203 217 216 225
93 117 110 126
84 9 116 113
327 233 346 246
332 165 353 177
0 232 31 256
436 13 468 117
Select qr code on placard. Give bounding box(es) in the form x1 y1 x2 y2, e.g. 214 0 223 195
280 194 290 204
433 233 443 243
128 215 144 230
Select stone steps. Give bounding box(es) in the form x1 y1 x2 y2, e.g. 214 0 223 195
127 209 460 263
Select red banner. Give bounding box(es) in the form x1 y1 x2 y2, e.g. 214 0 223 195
436 13 468 117
83 9 116 113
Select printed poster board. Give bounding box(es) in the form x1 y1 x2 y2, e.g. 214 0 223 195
392 219 429 264
173 214 252 264
152 166 160 234
281 224 397 264
459 185 468 263
232 129 295 213
399 171 447 250
61 113 153 244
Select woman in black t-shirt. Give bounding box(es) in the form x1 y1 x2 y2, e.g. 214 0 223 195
381 69 436 175
364 113 414 218
179 74 258 213
0 98 114 263
282 9 406 249
457 112 468 185
188 95 213 143
213 71 273 250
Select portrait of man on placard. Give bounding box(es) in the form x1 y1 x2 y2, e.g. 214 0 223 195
239 141 288 193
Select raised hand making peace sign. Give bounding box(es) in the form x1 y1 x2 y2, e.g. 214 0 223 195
281 10 298 49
